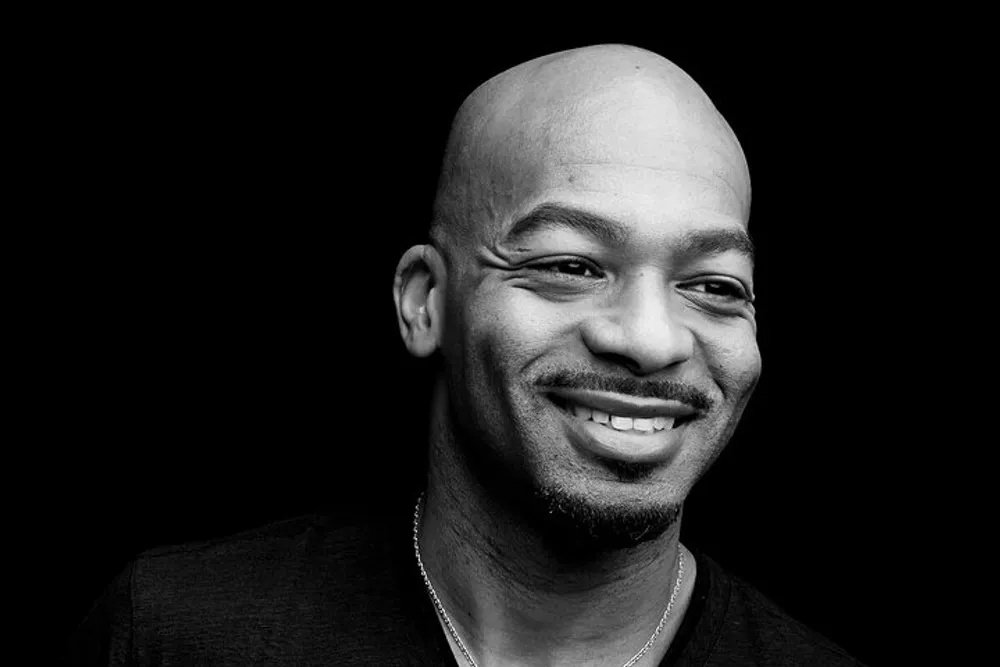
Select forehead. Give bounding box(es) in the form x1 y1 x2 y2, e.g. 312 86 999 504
480 101 749 240
549 159 747 220
515 76 750 207
486 151 751 251
498 199 753 270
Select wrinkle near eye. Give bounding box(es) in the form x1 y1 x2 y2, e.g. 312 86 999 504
477 246 518 270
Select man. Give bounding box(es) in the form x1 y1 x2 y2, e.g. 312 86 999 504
65 44 864 666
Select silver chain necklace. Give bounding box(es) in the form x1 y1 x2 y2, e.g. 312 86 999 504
412 493 685 667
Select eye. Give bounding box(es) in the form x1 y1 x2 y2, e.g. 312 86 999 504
532 258 603 279
683 278 752 302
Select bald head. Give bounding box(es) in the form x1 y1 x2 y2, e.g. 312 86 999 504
430 44 750 256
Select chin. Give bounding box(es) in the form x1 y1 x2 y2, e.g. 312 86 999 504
528 481 683 555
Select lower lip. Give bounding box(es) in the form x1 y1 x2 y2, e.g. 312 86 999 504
554 403 688 464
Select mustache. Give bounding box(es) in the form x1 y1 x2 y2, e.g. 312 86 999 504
535 370 714 412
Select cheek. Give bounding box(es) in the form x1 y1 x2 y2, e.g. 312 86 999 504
442 291 549 422
447 292 571 453
469 289 575 366
701 329 761 401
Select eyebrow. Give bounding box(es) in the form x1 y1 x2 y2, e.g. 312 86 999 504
504 204 632 248
503 203 755 264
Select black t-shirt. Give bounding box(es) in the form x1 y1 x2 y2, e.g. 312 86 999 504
63 504 865 666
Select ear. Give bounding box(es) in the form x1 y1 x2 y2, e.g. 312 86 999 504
393 244 446 357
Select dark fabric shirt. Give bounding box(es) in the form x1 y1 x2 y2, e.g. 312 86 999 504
64 504 865 666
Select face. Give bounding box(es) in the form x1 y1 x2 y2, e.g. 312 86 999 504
435 86 761 548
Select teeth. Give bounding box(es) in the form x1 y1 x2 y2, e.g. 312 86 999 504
632 418 654 432
565 401 682 433
610 416 633 430
653 416 675 431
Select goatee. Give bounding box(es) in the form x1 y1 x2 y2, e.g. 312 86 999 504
531 485 681 556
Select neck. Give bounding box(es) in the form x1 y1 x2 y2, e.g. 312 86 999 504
418 418 695 666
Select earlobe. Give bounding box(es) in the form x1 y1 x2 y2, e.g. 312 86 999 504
393 244 446 358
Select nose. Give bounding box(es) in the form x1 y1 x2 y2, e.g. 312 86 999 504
579 274 694 376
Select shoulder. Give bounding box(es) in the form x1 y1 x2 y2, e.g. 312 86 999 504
697 552 865 667
130 511 398 607
66 510 421 665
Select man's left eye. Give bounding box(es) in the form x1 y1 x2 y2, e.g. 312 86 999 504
685 280 750 301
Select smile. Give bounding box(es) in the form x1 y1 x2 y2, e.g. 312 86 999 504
544 387 700 465
547 387 699 427
563 402 681 433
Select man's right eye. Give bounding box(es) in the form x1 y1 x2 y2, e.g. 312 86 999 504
533 259 603 279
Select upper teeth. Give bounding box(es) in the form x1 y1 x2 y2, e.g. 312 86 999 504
572 404 676 432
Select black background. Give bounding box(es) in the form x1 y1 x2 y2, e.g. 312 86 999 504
41 15 951 667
